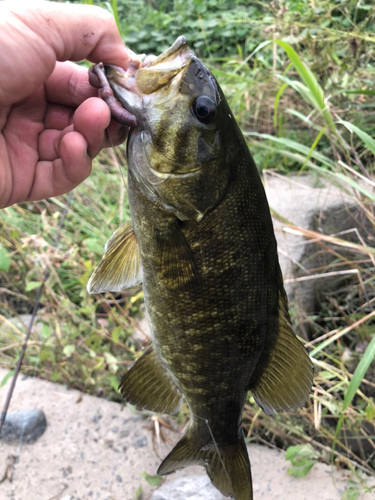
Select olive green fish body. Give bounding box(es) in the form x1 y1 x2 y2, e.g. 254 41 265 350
128 141 278 442
88 37 313 500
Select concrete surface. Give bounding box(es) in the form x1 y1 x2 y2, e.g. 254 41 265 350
1 368 374 500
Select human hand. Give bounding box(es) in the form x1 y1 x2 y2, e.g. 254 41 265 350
0 1 133 208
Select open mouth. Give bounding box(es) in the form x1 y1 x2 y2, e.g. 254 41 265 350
135 36 193 94
88 37 193 127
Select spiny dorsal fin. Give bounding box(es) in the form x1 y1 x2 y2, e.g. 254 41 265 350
158 432 252 500
250 286 313 417
119 345 182 415
155 220 199 290
87 221 142 294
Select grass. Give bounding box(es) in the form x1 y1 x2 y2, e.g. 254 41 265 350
1 1 375 498
0 149 145 399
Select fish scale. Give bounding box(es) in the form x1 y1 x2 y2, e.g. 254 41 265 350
128 149 275 438
87 36 313 500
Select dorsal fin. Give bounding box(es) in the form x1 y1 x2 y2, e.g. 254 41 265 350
87 221 142 294
250 284 313 416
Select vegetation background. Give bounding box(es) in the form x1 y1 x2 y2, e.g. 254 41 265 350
0 1 374 499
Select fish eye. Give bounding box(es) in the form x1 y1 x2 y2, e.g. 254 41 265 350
191 96 216 124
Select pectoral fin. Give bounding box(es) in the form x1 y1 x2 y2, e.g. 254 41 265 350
250 286 313 417
87 221 141 294
119 346 182 415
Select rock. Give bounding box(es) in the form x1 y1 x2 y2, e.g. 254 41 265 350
151 475 226 500
133 435 147 448
1 314 43 337
0 409 47 443
294 204 373 318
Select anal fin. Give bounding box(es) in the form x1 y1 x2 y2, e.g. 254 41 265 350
250 287 313 416
119 346 182 415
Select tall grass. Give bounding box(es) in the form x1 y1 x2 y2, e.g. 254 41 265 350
241 39 375 495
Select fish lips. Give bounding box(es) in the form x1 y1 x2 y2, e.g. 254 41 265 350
104 37 194 128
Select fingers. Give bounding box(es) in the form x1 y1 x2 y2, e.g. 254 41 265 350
30 112 127 202
44 103 75 130
73 97 128 157
72 97 110 158
39 97 128 162
27 131 92 202
0 2 131 106
45 62 97 108
3 2 131 67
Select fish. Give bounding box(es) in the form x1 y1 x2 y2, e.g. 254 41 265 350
87 36 313 500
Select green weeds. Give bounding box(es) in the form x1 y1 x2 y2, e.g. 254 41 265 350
0 150 144 399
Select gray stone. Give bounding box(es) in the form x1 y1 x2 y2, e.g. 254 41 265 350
293 204 373 318
0 409 47 443
151 475 225 500
133 435 147 448
2 314 43 337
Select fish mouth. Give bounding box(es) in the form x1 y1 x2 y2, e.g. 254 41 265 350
136 36 193 94
103 36 193 118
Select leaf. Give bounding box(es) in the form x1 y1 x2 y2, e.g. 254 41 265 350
141 472 163 486
343 89 375 95
39 349 52 362
51 371 61 382
247 132 335 169
111 326 122 344
274 82 288 131
1 371 15 387
365 401 375 421
333 335 375 456
108 375 120 393
135 485 143 500
274 40 335 129
63 344 75 357
341 335 375 414
341 488 360 500
41 324 51 339
287 460 315 477
286 444 319 477
130 290 144 304
104 352 118 373
339 120 375 156
0 245 10 272
286 444 319 462
25 281 42 292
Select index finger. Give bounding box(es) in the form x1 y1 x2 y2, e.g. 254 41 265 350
0 1 132 106
5 1 132 67
45 62 97 107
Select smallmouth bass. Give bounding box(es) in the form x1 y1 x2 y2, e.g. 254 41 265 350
88 37 313 500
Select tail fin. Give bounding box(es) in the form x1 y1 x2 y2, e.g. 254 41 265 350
157 432 253 500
